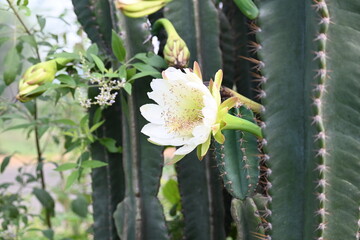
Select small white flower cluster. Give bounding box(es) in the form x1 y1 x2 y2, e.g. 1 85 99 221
78 53 125 108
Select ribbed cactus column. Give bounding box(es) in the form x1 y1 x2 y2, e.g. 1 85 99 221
255 0 360 239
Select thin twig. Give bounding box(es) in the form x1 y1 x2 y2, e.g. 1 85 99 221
34 100 52 229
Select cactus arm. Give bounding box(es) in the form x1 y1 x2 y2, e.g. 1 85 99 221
72 0 123 238
218 11 235 88
231 197 265 240
164 0 222 80
89 101 124 240
215 107 261 200
222 0 257 98
256 0 360 239
163 1 227 239
71 0 115 54
113 15 169 240
255 0 317 238
176 153 226 240
319 1 360 238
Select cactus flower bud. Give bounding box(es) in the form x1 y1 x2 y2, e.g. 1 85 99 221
152 18 190 68
16 58 71 102
115 0 171 18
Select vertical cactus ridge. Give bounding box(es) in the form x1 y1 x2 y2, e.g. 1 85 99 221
113 16 169 240
72 1 122 238
231 196 266 240
164 0 222 80
221 0 257 98
89 105 124 240
312 1 329 238
176 153 226 240
72 0 115 54
254 0 317 239
215 106 261 200
315 0 360 239
255 0 360 239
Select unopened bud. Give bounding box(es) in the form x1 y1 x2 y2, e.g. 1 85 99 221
153 18 190 68
16 58 71 102
163 35 190 68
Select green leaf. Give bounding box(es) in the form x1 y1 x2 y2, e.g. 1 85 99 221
52 118 77 126
71 195 88 218
81 160 108 169
0 37 9 48
54 163 77 171
98 138 122 153
128 71 161 82
89 120 105 133
56 74 76 87
19 35 37 48
65 170 80 189
91 54 106 73
1 155 11 173
132 62 159 73
36 15 46 31
162 179 180 205
48 52 80 60
4 123 35 132
133 52 167 69
93 107 102 124
33 188 55 215
86 44 99 58
123 82 132 95
42 229 54 240
3 48 21 85
111 30 126 62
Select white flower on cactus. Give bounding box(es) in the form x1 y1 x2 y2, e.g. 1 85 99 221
140 64 217 163
140 62 263 165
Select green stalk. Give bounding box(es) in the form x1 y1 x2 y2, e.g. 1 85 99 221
223 113 262 139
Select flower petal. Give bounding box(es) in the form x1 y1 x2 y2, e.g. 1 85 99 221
192 125 211 144
163 67 186 81
174 144 197 155
148 136 188 146
141 123 173 139
140 104 164 124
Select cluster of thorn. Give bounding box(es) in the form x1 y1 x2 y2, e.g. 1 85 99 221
312 0 331 238
245 20 273 235
78 53 124 108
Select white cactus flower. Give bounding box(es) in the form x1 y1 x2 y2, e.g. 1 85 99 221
140 64 218 163
140 62 262 164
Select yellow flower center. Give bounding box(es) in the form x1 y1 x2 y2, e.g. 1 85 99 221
162 82 204 136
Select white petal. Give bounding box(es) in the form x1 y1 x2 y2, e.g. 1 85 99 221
140 104 164 124
163 67 186 81
184 69 203 84
148 79 170 105
148 136 188 146
202 95 218 125
141 123 174 139
142 124 191 146
192 125 211 144
174 144 197 155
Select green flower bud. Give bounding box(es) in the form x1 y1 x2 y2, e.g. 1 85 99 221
152 18 190 68
16 58 71 102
